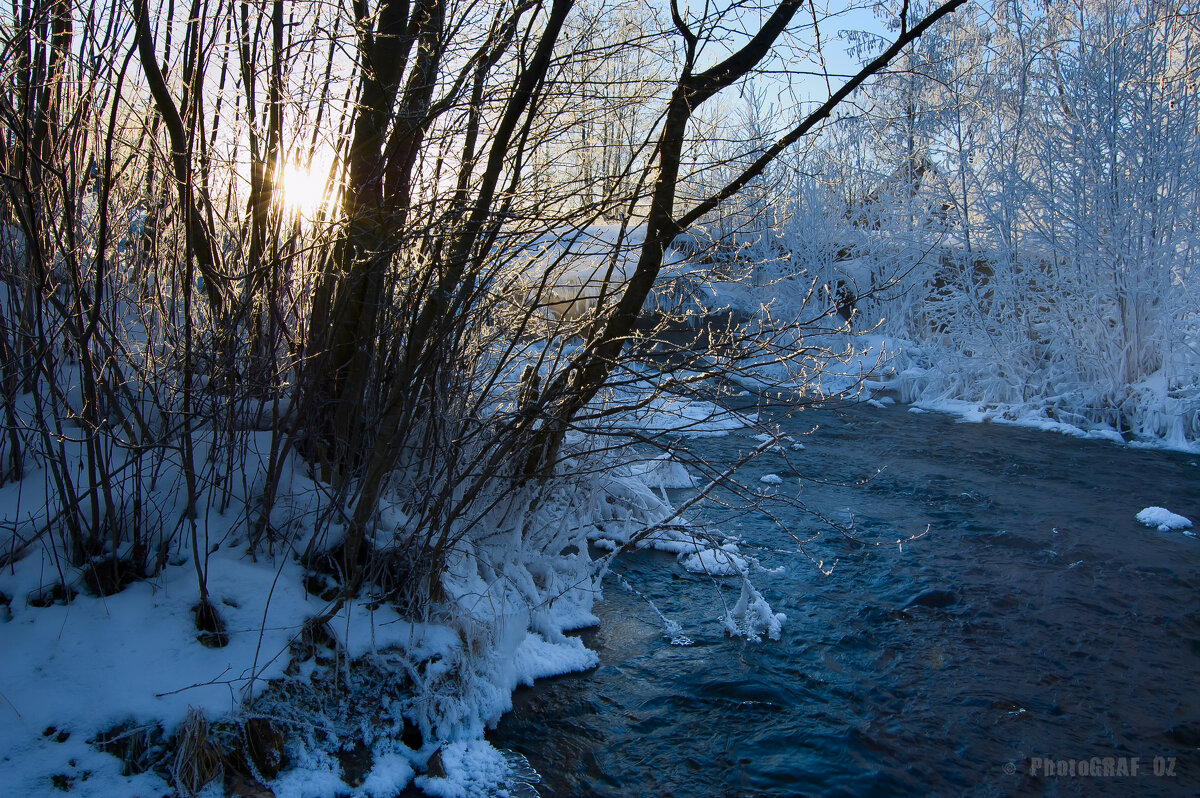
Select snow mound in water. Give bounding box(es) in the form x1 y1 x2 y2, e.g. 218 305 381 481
680 545 747 577
724 581 786 642
1136 506 1193 531
415 740 540 798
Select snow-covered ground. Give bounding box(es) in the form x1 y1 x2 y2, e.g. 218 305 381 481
0 385 773 796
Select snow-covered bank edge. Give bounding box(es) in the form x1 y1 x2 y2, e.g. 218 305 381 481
862 337 1200 455
0 474 611 798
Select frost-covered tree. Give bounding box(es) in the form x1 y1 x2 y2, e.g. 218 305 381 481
841 0 1200 443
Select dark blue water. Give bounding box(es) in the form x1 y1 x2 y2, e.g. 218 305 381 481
491 402 1200 797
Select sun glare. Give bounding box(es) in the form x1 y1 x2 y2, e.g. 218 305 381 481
279 162 331 218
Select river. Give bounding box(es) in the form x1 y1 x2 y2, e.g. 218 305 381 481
490 401 1200 796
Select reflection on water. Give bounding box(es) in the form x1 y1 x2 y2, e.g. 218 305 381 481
491 403 1200 796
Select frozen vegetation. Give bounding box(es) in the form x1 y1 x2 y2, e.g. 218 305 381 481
680 0 1200 452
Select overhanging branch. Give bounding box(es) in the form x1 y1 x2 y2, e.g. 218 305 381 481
676 0 969 232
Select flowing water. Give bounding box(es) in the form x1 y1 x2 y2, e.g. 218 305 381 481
490 401 1200 796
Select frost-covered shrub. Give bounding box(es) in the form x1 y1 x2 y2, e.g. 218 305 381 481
827 0 1200 449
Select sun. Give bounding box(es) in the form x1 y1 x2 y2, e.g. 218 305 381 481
279 161 331 218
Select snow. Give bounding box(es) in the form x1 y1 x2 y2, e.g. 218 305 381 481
1136 507 1194 532
0 543 605 795
0 541 326 795
359 752 416 797
603 386 753 437
759 473 784 485
512 633 599 686
272 765 353 798
724 581 786 642
0 429 629 796
875 342 1200 454
625 453 696 489
670 219 1200 451
413 740 514 798
680 545 748 577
